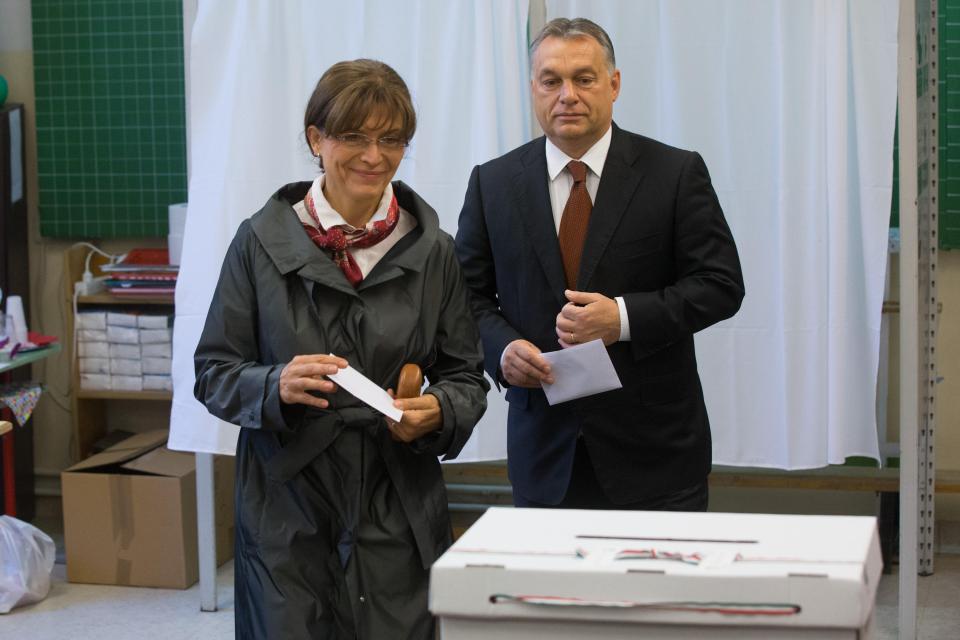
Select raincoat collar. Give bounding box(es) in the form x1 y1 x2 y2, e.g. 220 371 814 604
250 180 439 295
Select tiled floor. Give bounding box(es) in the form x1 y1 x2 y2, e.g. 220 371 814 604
874 555 960 639
2 561 236 639
4 501 959 639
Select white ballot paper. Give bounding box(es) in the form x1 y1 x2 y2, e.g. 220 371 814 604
328 364 403 422
540 339 622 405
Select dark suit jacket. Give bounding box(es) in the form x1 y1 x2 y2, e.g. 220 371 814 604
454 124 745 505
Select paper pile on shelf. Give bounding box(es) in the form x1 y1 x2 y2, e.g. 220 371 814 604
77 311 173 391
101 248 178 297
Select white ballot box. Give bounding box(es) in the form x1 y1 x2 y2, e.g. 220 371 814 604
429 508 881 639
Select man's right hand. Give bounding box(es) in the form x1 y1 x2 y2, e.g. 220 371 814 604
501 340 555 388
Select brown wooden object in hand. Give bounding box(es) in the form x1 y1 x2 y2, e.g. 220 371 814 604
396 364 423 398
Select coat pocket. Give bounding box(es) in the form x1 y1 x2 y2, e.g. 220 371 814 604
610 231 663 261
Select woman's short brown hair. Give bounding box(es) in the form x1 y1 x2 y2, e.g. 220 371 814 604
304 59 416 145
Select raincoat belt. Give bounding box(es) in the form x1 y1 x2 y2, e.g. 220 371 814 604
264 406 381 485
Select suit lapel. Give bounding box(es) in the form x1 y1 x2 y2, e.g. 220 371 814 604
578 125 644 290
512 139 568 305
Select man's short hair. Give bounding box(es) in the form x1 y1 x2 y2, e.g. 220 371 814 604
529 18 616 73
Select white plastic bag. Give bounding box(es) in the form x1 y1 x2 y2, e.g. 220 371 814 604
0 515 55 613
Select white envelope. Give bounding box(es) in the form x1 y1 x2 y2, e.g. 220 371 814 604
540 339 622 405
328 364 403 421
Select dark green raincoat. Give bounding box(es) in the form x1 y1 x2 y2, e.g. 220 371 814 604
194 181 489 639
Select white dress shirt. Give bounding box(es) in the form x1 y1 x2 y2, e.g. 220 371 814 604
544 126 631 342
293 175 416 278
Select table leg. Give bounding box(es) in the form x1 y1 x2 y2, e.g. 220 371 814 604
879 490 898 574
197 452 218 611
1 409 15 516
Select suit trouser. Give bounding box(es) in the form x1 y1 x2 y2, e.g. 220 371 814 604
514 436 709 511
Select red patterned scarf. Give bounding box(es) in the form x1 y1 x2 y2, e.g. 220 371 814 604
301 186 400 286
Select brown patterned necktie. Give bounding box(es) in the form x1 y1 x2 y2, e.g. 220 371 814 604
557 160 592 288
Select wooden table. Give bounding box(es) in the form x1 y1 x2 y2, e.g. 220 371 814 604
1 343 61 516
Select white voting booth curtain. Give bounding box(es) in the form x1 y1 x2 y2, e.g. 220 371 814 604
168 1 530 459
172 0 898 470
549 0 898 467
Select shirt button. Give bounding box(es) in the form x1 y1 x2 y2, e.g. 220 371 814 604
359 596 365 603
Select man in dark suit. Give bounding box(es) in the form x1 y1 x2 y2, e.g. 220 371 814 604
454 18 745 510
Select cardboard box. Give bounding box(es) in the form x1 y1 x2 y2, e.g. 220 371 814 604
61 429 235 589
430 508 882 639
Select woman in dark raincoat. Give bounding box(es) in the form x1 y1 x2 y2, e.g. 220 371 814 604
194 59 489 639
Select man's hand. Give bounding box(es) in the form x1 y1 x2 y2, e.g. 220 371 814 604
279 354 349 409
501 339 555 388
555 290 621 348
386 392 442 442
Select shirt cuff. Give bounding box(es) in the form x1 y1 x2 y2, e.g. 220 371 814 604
616 296 631 341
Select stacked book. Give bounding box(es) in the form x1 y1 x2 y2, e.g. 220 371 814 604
77 311 173 392
101 248 177 297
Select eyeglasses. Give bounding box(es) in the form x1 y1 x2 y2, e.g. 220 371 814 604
328 132 409 150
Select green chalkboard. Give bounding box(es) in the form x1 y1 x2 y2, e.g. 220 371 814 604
32 0 187 238
940 0 960 249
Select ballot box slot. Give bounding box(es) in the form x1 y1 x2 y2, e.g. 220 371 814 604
626 568 666 575
576 534 758 544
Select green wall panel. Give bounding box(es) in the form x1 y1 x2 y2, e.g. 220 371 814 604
942 1 960 248
33 0 187 238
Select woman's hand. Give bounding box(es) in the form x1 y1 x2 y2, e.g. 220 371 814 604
385 391 442 442
279 354 348 409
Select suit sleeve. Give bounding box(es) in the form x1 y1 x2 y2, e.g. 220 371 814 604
622 152 744 360
454 165 525 385
193 222 295 432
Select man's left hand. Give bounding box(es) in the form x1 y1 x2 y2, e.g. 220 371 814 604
386 391 442 442
555 289 621 348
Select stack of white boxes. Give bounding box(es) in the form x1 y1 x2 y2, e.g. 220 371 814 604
77 311 173 391
139 313 173 391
